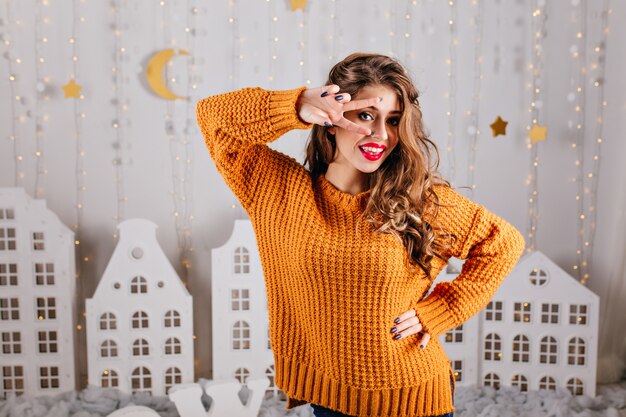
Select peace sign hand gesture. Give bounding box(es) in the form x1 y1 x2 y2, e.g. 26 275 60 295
296 84 381 136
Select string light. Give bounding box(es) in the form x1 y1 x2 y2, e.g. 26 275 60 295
110 0 129 239
445 0 459 186
33 0 51 199
3 1 26 187
402 1 417 68
296 1 311 86
525 0 548 253
329 0 338 63
578 0 611 285
465 0 485 200
267 0 277 84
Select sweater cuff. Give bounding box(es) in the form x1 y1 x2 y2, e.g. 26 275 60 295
413 294 456 339
268 86 314 133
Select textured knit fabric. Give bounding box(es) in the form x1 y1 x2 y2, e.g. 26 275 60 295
196 86 526 417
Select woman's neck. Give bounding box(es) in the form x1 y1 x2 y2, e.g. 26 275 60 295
324 164 370 195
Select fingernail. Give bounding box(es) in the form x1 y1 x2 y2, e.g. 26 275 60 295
321 91 329 97
390 327 397 333
324 121 333 127
379 97 383 102
394 317 400 323
419 344 425 349
393 334 402 340
335 95 343 101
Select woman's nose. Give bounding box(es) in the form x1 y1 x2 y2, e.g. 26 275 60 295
374 119 389 140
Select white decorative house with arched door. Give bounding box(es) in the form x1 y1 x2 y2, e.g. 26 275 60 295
433 250 599 396
85 218 194 396
211 219 280 399
0 188 77 399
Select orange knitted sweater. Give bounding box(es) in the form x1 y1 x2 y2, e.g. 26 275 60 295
196 86 526 417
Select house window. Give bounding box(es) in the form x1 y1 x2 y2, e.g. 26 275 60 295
1 332 21 354
569 304 588 325
0 208 15 220
445 324 463 343
100 339 118 358
0 264 18 286
132 339 150 356
483 373 500 389
566 377 584 396
540 336 558 364
36 297 56 320
164 337 181 355
513 302 532 323
485 301 503 321
0 227 17 251
164 367 182 394
511 374 528 392
231 288 250 310
99 312 117 330
539 376 557 390
234 367 250 385
512 334 530 363
541 303 559 324
131 367 152 395
131 311 149 329
1 366 24 398
265 365 277 397
39 366 59 389
101 369 118 388
37 330 58 353
234 247 250 274
529 267 548 286
130 276 148 294
451 360 463 382
32 232 45 251
34 263 55 286
484 333 502 361
0 298 19 320
568 337 586 365
232 320 250 350
164 310 181 327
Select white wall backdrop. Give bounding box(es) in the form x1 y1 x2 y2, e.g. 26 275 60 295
1 0 625 389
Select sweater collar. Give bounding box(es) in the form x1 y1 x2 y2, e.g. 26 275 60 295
317 175 371 208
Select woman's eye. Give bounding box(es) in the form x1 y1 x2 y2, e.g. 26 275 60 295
358 112 373 121
389 118 400 126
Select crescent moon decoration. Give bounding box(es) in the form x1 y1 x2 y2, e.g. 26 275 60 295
146 48 190 100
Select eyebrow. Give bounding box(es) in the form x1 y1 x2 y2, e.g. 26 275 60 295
363 106 402 114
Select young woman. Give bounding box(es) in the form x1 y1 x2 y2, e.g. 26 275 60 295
196 53 525 417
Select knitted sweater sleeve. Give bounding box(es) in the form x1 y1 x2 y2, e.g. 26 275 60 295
411 185 526 339
195 86 313 213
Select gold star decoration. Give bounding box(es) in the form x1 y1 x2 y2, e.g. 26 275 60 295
528 123 547 144
490 116 508 137
290 0 307 11
62 79 82 98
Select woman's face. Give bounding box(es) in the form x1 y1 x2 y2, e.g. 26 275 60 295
328 84 402 175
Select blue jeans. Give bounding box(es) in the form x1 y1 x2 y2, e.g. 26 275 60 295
311 376 455 417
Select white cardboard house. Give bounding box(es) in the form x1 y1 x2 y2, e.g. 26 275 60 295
86 218 194 396
211 219 281 399
433 250 599 397
0 187 76 398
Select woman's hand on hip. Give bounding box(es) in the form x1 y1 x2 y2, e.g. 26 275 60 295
296 84 380 136
390 309 431 349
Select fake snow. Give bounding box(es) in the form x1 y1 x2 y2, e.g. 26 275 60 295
2 381 626 417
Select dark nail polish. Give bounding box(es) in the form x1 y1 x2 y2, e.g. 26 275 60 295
394 317 400 324
335 95 343 101
419 344 425 349
390 327 397 333
324 121 333 127
321 91 329 97
393 334 402 340
379 97 383 101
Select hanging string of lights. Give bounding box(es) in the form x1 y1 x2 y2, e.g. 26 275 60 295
466 0 485 200
579 0 611 285
445 0 459 186
524 0 548 253
402 1 416 69
228 0 244 220
267 0 277 85
3 1 26 188
329 0 338 63
111 0 129 239
297 2 310 86
33 0 49 199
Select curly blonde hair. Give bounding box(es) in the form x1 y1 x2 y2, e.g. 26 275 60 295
304 52 457 279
